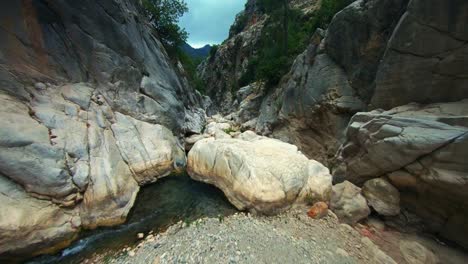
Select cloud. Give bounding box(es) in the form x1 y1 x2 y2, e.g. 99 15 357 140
179 0 247 47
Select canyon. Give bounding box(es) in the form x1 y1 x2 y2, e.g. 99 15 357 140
0 0 467 263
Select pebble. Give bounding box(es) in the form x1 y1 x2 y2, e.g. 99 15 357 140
34 82 46 90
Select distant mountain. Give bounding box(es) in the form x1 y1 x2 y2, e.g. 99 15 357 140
181 43 212 59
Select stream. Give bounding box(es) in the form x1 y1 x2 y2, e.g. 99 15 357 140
28 174 237 264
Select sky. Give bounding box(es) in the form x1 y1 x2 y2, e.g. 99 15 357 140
179 0 247 48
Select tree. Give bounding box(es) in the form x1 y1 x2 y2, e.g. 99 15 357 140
142 0 188 51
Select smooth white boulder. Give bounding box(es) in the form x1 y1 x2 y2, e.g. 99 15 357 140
187 132 332 214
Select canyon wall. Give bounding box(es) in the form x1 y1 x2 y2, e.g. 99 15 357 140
200 0 468 248
0 0 204 259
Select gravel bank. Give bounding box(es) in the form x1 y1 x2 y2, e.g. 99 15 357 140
87 208 393 264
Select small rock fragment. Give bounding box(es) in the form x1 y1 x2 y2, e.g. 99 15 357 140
307 202 329 219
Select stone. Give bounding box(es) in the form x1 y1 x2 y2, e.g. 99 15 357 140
371 0 468 109
204 122 232 135
185 134 209 152
34 82 47 90
0 0 205 257
137 233 144 239
362 178 400 216
307 202 329 219
361 237 397 264
367 218 386 231
336 100 468 248
400 241 438 264
111 112 186 185
330 181 370 225
81 104 140 229
0 176 80 257
187 136 332 214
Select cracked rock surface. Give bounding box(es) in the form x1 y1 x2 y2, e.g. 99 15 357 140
0 0 204 259
335 99 468 248
187 132 332 214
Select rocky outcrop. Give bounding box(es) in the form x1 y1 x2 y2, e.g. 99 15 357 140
187 132 332 214
0 0 202 259
199 0 323 114
198 0 267 114
335 100 468 248
330 181 370 225
201 0 468 248
371 0 468 109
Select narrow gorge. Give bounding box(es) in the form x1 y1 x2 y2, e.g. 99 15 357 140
0 0 467 263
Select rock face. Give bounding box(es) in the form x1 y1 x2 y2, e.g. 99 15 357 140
198 0 267 114
362 178 400 216
0 0 202 259
335 100 468 248
330 181 370 225
399 240 439 264
187 132 332 214
371 0 468 109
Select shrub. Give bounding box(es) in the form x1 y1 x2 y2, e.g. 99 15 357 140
209 44 219 61
178 50 206 94
142 0 188 53
238 0 350 88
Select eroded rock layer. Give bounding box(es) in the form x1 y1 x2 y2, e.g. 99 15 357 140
0 0 203 258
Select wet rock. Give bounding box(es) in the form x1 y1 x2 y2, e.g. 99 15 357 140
362 178 400 216
331 181 370 225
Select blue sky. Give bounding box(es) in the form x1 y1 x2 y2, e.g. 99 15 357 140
179 0 247 48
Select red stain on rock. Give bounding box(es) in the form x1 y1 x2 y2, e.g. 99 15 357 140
360 228 373 238
307 202 328 219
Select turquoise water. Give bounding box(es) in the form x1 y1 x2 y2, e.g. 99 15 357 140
28 175 237 264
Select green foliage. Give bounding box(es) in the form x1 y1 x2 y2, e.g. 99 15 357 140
141 0 206 94
178 50 206 94
239 58 259 87
209 44 219 61
142 0 188 52
240 0 349 88
231 13 249 35
258 0 286 13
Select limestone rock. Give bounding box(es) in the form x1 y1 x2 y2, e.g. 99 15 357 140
111 113 186 185
0 0 203 257
362 178 400 216
361 237 397 264
331 181 370 225
336 100 468 248
185 134 209 152
187 133 332 214
204 122 232 135
371 0 468 109
399 241 438 264
0 176 80 257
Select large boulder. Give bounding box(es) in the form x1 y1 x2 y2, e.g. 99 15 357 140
330 181 371 225
335 100 468 248
187 132 332 214
362 178 400 216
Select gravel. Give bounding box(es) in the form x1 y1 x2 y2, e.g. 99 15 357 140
85 207 389 264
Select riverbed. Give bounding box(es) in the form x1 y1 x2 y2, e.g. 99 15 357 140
28 175 237 264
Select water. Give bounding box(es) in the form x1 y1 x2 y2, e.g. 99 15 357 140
28 174 237 264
